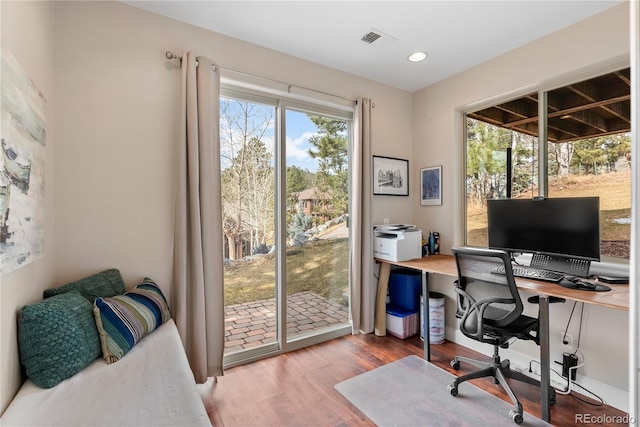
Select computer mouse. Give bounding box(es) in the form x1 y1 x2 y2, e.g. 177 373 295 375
574 279 597 290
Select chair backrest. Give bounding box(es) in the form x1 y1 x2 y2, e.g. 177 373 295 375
452 247 525 335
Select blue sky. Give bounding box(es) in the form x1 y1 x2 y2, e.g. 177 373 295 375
220 98 329 173
286 110 319 172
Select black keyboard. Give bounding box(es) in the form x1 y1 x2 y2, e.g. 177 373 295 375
492 265 565 283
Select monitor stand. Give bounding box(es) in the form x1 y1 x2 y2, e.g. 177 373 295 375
530 253 591 277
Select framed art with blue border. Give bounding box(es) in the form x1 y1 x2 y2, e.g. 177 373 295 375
420 165 442 206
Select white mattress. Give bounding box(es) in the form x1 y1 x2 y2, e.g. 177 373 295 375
2 319 211 427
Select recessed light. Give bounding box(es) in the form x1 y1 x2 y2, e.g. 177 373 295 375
408 51 428 62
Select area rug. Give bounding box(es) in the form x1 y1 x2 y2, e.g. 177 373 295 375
335 355 551 427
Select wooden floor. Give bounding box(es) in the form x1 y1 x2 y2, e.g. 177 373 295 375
202 333 628 426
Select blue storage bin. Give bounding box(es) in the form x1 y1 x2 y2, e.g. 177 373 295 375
389 268 421 311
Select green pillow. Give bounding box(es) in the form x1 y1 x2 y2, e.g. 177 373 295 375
43 269 125 303
18 293 101 388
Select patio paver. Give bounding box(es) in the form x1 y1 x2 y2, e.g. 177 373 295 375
224 291 349 352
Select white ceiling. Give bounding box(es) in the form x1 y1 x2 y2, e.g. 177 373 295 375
124 1 622 92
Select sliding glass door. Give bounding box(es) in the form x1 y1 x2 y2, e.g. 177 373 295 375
221 89 352 366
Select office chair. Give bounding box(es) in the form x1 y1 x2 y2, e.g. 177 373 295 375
447 247 556 424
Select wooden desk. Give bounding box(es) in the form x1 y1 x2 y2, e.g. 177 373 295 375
374 254 629 422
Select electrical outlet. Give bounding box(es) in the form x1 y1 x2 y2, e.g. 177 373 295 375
383 218 389 224
561 332 574 349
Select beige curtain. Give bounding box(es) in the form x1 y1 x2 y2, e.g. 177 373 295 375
350 97 374 334
172 52 225 382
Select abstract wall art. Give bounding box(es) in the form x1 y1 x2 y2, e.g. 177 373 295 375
1 49 47 275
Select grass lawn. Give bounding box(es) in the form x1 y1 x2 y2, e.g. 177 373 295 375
467 171 631 256
224 237 348 306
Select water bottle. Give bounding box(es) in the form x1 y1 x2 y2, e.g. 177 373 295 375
428 231 435 255
433 232 440 254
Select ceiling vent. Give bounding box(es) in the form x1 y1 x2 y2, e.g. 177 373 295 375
360 28 398 49
361 31 382 44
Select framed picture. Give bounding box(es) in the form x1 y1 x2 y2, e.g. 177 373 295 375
420 165 442 206
373 156 409 196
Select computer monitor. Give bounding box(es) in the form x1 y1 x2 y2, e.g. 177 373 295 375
487 197 600 276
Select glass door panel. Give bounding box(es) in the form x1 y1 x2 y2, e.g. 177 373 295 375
220 95 277 356
284 108 350 342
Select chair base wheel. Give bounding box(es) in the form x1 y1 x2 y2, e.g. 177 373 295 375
509 410 523 424
450 360 460 370
447 384 458 396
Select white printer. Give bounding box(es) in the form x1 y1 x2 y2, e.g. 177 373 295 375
373 224 422 262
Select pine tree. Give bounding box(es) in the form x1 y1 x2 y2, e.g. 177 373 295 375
306 115 348 219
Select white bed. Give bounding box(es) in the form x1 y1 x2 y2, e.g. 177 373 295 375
2 319 211 427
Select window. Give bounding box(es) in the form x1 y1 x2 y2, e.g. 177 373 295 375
465 67 631 261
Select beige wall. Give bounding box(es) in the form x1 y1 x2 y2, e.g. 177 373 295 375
412 4 630 409
53 0 413 290
0 0 57 413
52 0 413 341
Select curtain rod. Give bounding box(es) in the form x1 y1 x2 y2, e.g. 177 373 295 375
165 51 356 105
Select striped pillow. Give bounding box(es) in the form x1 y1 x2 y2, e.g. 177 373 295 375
93 278 171 363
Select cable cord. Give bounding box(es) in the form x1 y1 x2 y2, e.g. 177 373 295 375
510 253 524 267
569 381 605 407
572 302 585 354
562 301 578 345
555 349 585 396
557 302 589 396
527 356 603 405
528 298 601 405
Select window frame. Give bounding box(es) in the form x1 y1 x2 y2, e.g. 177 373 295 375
463 62 631 266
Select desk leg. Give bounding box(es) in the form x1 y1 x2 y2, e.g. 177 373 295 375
374 262 391 336
422 271 430 361
539 295 551 423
